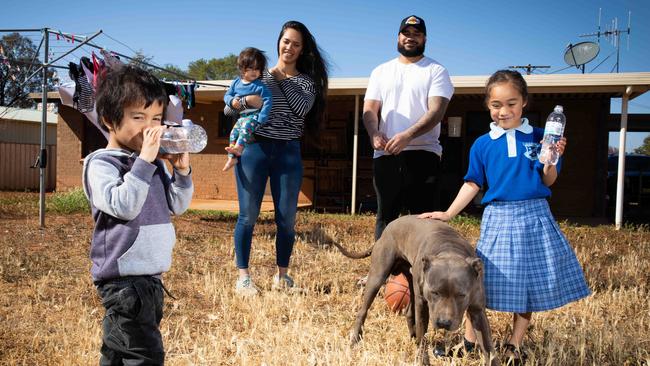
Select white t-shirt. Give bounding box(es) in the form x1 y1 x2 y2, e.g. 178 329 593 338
365 56 454 158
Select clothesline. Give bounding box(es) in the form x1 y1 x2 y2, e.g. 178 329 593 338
47 29 229 88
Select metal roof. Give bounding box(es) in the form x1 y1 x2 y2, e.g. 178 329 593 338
0 107 57 124
194 72 650 101
35 72 650 103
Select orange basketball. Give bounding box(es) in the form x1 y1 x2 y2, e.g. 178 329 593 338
384 273 410 312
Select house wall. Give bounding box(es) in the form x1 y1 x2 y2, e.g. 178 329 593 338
55 94 610 217
56 106 85 191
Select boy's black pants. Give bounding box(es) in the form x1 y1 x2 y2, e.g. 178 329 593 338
373 150 441 240
96 276 165 366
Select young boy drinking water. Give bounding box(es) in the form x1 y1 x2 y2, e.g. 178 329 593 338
82 65 193 365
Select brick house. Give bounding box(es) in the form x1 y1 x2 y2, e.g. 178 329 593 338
49 72 650 218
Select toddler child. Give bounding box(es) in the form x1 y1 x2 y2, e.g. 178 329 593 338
222 47 272 171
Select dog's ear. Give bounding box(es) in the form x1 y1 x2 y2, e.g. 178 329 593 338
466 257 483 278
422 255 434 272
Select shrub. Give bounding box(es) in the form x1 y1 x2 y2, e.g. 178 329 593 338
47 188 89 214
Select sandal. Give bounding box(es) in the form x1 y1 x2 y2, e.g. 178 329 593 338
433 337 476 358
502 343 527 366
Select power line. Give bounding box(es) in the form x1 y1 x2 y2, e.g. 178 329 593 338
102 32 140 55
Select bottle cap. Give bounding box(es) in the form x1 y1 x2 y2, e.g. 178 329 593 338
554 105 564 113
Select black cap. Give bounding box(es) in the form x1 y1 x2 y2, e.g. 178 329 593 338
399 15 426 35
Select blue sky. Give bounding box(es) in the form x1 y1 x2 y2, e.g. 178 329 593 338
2 0 649 150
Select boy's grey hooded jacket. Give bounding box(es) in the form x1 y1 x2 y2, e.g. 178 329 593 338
82 149 193 282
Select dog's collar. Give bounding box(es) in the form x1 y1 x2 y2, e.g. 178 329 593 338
489 118 532 157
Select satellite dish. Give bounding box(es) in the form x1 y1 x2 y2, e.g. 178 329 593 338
564 42 600 72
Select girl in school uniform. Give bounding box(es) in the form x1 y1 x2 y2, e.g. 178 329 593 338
419 69 590 364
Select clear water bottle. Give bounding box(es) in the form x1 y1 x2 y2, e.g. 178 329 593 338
539 105 566 165
159 119 207 154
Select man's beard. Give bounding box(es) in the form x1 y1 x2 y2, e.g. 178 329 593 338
397 42 425 57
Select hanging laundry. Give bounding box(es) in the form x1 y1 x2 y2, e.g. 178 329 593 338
69 60 95 113
58 81 109 141
91 51 106 88
166 95 184 124
99 49 123 70
80 57 95 90
163 82 177 98
188 82 196 109
162 81 196 110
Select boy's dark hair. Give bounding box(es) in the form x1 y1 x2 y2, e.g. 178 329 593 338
484 69 529 106
237 47 267 74
95 65 167 132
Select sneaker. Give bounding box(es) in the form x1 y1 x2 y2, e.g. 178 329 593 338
235 276 259 296
355 274 368 288
272 274 304 293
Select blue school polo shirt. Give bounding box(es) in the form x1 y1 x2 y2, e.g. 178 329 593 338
464 118 562 205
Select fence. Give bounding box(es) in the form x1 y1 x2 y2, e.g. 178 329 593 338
0 143 56 191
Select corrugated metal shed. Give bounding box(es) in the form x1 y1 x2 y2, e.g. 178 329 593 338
0 107 57 190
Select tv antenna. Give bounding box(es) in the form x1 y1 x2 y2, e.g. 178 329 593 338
563 42 600 73
579 8 631 72
508 64 550 75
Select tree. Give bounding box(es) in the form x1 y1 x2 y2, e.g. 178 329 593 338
633 135 650 156
0 32 58 108
152 64 188 81
127 51 190 81
187 54 238 80
111 50 237 81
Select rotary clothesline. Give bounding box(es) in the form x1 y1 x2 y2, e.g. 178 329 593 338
1 29 228 111
1 27 229 228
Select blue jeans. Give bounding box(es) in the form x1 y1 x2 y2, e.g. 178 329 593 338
234 139 303 269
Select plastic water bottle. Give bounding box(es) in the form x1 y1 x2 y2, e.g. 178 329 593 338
159 119 207 154
539 105 566 165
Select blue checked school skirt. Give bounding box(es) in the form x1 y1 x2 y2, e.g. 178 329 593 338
476 198 590 313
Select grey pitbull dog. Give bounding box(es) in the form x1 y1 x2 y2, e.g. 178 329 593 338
332 215 497 366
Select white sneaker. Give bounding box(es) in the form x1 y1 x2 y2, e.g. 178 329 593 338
235 276 260 296
272 274 304 293
356 274 368 288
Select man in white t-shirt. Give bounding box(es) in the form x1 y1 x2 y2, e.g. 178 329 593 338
364 15 454 240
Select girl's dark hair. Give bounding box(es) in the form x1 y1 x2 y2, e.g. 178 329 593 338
277 20 329 144
238 47 267 74
96 65 167 131
484 69 529 106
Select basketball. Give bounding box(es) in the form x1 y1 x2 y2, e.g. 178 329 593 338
384 273 410 312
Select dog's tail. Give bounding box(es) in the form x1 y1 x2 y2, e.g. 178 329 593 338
307 225 373 259
330 241 373 259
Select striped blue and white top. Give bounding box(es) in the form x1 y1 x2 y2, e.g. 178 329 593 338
227 69 316 141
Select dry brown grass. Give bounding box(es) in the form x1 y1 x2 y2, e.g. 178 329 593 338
0 192 649 365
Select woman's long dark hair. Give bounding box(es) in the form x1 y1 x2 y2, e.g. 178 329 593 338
277 21 329 146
